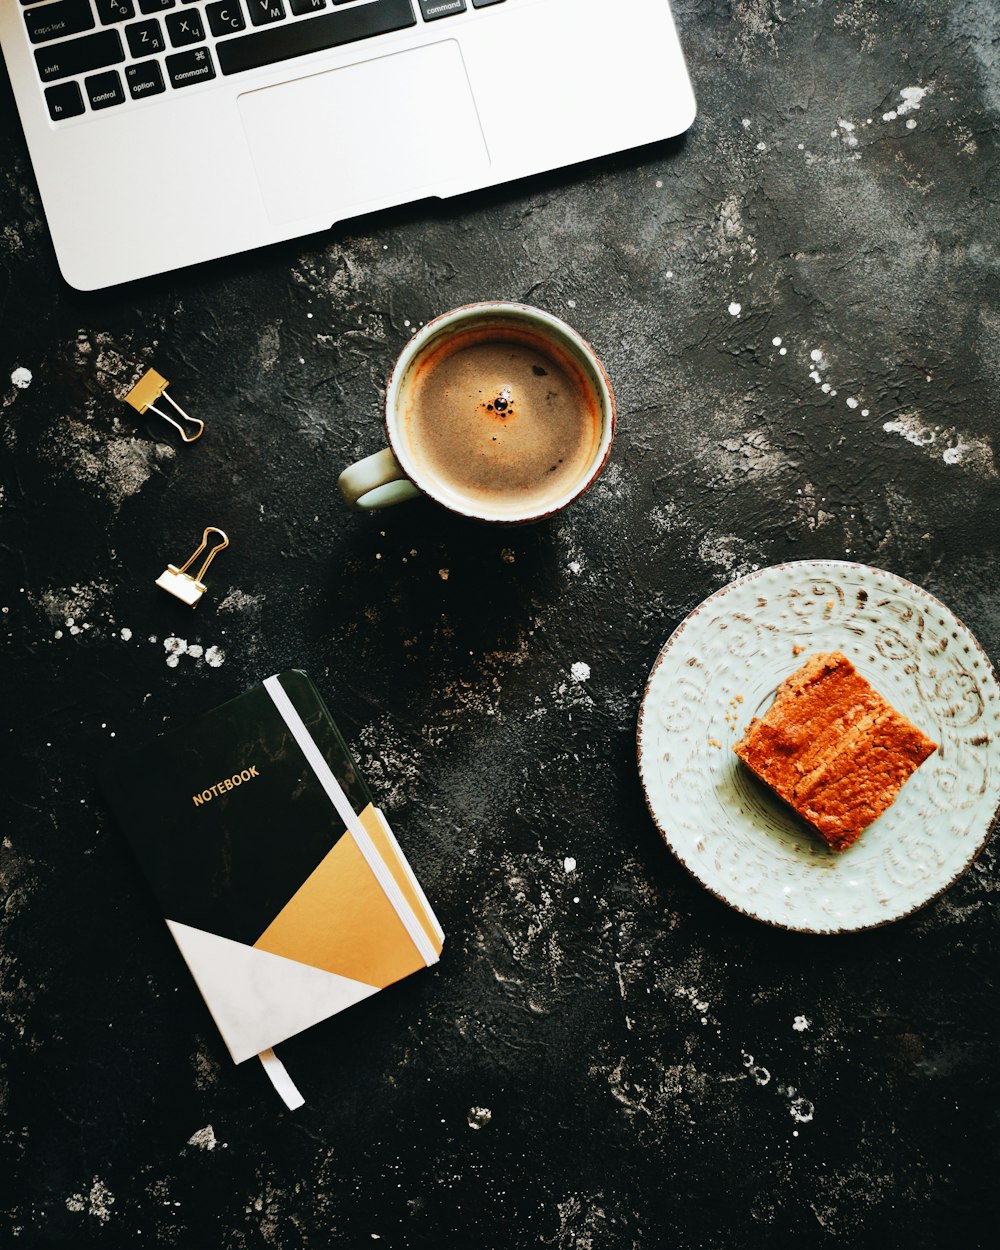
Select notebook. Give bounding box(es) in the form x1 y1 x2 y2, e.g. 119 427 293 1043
0 1 696 289
103 669 444 1108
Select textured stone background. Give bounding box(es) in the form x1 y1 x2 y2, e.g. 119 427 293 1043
2 1 1000 1246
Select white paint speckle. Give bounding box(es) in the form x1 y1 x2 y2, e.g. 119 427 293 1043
897 85 928 115
164 637 187 668
568 560 582 576
467 1106 491 1130
566 299 577 309
741 1051 771 1086
654 179 663 188
66 1179 114 1223
884 416 936 447
741 118 751 129
809 348 823 363
570 661 591 683
120 627 132 641
906 118 917 130
792 1015 811 1032
728 302 742 317
563 857 577 873
10 366 32 389
772 337 782 347
846 397 859 409
187 1125 219 1151
164 636 225 668
785 1087 815 1123
779 347 787 355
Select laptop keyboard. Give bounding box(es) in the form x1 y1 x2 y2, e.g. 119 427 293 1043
23 0 508 122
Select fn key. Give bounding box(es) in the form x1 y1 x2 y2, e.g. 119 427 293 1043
45 80 85 121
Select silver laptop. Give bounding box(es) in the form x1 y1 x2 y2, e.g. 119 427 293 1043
2 0 696 291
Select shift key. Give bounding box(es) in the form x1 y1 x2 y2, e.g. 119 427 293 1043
35 29 124 83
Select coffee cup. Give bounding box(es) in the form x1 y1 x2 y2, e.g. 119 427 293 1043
337 302 615 523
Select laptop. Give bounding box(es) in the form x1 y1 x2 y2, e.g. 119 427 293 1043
2 0 696 291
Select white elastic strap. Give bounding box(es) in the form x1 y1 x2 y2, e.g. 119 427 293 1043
263 676 439 968
258 1048 305 1111
374 808 445 946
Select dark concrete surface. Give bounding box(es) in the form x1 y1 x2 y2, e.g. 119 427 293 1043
2 1 1000 1246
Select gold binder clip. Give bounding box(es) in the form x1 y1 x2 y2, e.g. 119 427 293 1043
124 369 204 443
155 527 229 607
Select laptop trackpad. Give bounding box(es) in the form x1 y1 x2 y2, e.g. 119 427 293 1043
239 41 490 226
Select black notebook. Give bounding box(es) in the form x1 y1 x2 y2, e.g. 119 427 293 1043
103 671 443 1102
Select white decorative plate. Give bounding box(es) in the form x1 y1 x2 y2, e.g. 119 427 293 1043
637 561 1000 933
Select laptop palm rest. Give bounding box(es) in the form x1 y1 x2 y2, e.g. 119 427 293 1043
238 40 490 227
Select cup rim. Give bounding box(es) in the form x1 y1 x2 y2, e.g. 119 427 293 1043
383 301 616 524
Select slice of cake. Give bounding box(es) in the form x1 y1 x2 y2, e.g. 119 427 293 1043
733 652 937 852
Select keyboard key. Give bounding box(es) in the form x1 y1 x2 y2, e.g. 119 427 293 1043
418 0 464 18
218 0 416 76
166 7 205 44
138 0 175 12
166 45 216 87
86 69 126 109
24 0 95 44
206 1 245 35
96 0 136 22
126 18 165 54
45 80 86 121
35 29 125 83
125 58 166 98
247 0 285 24
289 0 325 14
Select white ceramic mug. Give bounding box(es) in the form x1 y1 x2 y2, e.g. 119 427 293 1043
337 302 616 524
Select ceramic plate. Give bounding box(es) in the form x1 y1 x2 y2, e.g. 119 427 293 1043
637 561 1000 933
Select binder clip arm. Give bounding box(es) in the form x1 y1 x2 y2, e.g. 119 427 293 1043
125 369 204 443
155 527 229 607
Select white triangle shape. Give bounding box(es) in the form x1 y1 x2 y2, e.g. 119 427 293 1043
166 919 379 1064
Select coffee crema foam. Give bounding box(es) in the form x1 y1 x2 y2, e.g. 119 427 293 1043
399 324 604 518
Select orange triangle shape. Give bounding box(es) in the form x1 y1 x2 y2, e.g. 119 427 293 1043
253 805 426 988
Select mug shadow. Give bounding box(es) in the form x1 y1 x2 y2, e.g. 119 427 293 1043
317 497 567 723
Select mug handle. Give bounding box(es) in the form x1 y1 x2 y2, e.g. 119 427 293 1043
338 447 423 511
